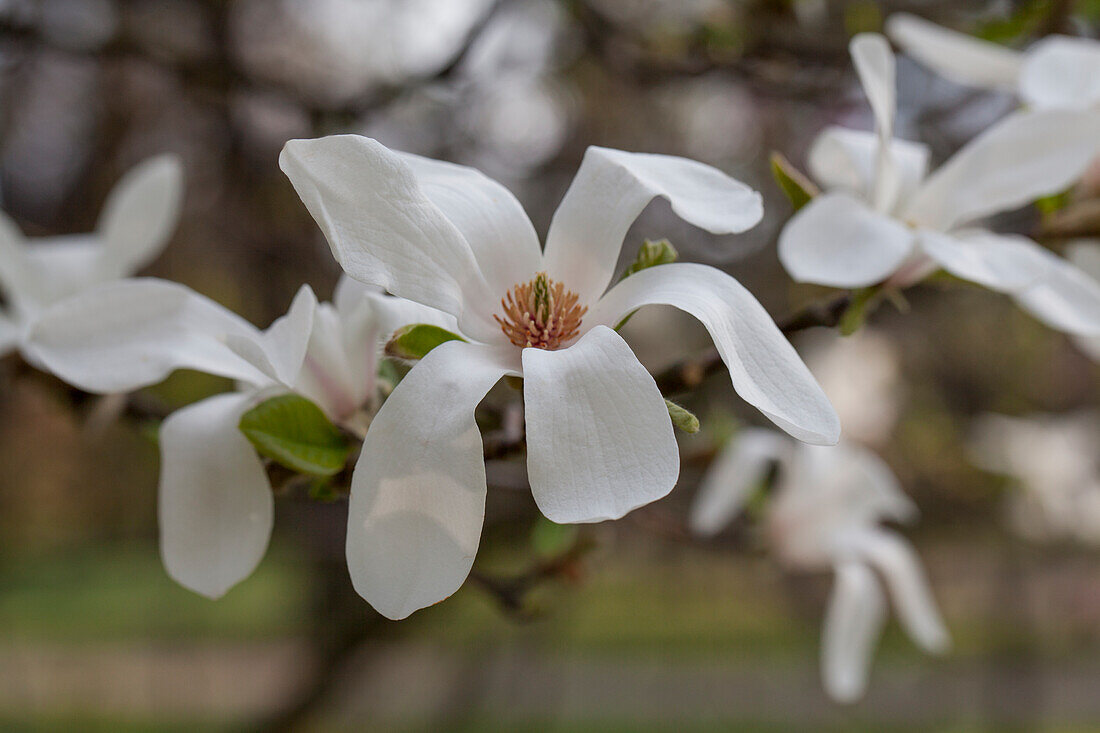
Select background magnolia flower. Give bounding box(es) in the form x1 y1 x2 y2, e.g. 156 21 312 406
970 412 1100 545
886 13 1100 111
0 154 183 357
690 430 950 702
779 33 1100 342
280 134 841 620
23 275 441 598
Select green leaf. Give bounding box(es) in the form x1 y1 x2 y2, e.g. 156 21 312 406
239 394 350 477
385 323 466 361
1036 188 1073 219
621 238 679 281
838 287 878 336
770 152 818 212
308 477 344 503
531 517 579 558
665 399 700 434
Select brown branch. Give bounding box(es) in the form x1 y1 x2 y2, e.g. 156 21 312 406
468 533 595 619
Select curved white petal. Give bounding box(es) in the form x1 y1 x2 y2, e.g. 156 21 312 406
689 427 790 537
542 146 763 306
1013 249 1100 337
1019 36 1100 111
23 278 271 393
589 263 841 445
279 135 498 342
393 152 542 302
844 528 951 654
158 392 273 599
522 325 679 524
96 154 184 277
850 34 901 211
225 285 317 387
918 229 1051 292
1067 242 1100 359
821 561 886 703
885 13 1024 90
778 192 916 288
808 127 930 209
905 110 1100 231
346 341 512 620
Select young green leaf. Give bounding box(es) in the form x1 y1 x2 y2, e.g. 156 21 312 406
239 394 350 476
385 323 466 361
770 152 819 212
531 516 579 558
620 238 679 281
665 399 701 434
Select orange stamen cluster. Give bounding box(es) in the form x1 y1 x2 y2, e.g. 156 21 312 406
494 272 587 350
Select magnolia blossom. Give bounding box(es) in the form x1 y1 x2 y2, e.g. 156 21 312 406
887 13 1100 111
778 34 1100 341
24 275 442 598
971 412 1100 545
691 431 949 702
0 154 183 356
280 135 841 619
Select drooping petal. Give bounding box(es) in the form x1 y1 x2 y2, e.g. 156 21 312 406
821 561 886 703
1013 248 1100 337
808 127 930 209
778 192 916 288
844 527 951 654
689 427 790 537
904 110 1100 231
279 135 498 341
917 229 1051 292
96 154 184 277
1018 36 1100 111
392 152 542 301
589 263 841 445
850 34 902 212
885 13 1024 90
1067 242 1100 359
346 340 513 620
23 278 271 393
542 146 763 306
158 392 273 599
522 325 679 524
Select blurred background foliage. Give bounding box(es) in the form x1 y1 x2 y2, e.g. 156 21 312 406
0 0 1098 730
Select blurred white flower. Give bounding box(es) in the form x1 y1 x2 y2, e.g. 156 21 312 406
281 134 840 619
799 328 903 448
1067 240 1100 360
24 275 445 598
970 412 1100 545
691 430 950 702
0 155 182 357
779 34 1100 341
887 13 1100 111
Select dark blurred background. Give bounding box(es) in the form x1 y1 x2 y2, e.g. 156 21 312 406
0 0 1098 730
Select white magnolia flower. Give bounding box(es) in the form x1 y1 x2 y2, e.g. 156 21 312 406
280 135 841 619
887 13 1100 111
1067 241 1100 360
691 431 950 702
0 154 183 357
971 412 1100 545
24 275 442 598
778 34 1100 341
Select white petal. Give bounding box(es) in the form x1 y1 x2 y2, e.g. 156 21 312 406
905 110 1100 231
821 562 886 703
279 135 498 341
96 154 184 277
1013 249 1100 337
689 428 789 537
522 325 679 524
885 13 1024 89
845 528 951 654
24 278 271 393
1019 36 1100 111
1067 242 1100 359
542 146 763 306
346 341 512 620
393 151 542 302
589 263 841 445
851 34 896 140
778 192 916 288
158 392 273 599
231 285 317 386
808 127 930 208
917 229 1051 292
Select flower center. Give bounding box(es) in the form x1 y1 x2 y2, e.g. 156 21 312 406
494 272 587 350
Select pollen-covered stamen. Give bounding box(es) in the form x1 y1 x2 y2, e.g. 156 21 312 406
494 272 587 350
